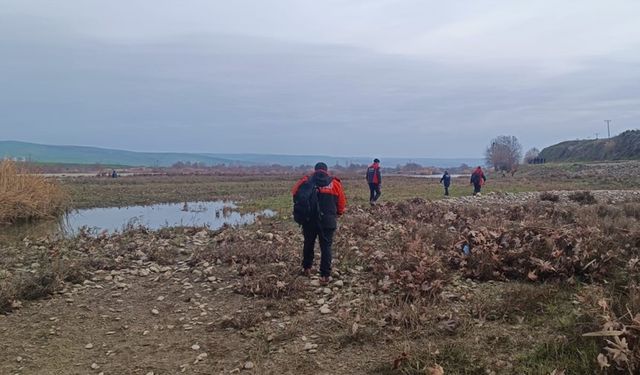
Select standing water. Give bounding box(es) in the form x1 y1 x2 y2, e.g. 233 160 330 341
1 201 275 241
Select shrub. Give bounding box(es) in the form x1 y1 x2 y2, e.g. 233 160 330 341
568 191 597 205
540 192 560 202
0 160 68 223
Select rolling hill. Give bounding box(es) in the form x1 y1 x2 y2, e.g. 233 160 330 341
540 130 640 162
0 141 482 168
0 141 241 167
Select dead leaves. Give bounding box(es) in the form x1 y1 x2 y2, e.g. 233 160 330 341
604 335 632 368
351 322 359 335
426 364 444 375
436 318 459 334
392 352 408 370
366 198 640 373
581 284 640 373
529 257 556 273
597 353 610 370
390 352 444 374
370 237 447 299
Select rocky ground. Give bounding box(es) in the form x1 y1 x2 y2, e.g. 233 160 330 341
1 190 640 374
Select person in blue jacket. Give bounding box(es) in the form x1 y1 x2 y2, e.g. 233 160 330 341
366 158 382 205
440 170 451 196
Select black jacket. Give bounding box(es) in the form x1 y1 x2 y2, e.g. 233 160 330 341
440 173 451 187
292 171 347 229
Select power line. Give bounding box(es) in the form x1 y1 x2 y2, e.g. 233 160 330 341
605 120 612 138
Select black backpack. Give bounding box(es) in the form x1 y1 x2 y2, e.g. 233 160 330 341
366 166 376 183
293 176 321 225
470 173 479 184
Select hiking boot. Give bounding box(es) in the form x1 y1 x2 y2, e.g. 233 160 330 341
301 268 312 277
319 276 331 285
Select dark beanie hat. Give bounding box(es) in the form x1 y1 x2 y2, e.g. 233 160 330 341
314 162 328 171
373 158 380 163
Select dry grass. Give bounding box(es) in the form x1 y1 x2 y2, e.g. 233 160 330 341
3 165 640 373
0 160 68 223
0 251 89 314
539 192 560 202
568 190 598 205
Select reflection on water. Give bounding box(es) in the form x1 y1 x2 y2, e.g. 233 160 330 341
1 201 275 242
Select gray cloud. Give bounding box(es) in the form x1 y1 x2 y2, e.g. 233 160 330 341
0 4 639 158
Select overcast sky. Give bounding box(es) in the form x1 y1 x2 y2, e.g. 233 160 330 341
1 0 639 158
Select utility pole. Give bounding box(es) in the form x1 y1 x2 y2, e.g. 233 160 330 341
605 120 612 138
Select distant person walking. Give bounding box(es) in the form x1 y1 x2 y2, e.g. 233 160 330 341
440 170 451 196
366 158 382 205
111 169 118 178
470 166 486 195
292 162 346 285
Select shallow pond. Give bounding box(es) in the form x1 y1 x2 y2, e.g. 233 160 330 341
1 201 275 241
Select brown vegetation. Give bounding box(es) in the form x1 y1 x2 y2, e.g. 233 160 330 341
0 160 68 223
2 190 639 373
3 163 640 373
568 190 598 205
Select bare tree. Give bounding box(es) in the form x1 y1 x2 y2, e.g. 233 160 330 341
524 147 540 164
485 135 522 172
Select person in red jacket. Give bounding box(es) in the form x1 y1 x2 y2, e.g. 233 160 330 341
470 166 487 195
292 162 346 285
366 158 382 205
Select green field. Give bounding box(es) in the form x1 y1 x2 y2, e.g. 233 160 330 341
62 161 640 213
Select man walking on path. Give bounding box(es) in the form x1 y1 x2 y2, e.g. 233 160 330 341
366 158 382 205
470 166 487 195
440 170 451 196
292 162 346 285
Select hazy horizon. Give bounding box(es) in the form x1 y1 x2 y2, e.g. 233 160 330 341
1 139 483 160
2 1 639 158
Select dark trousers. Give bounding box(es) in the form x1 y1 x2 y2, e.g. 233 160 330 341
302 224 335 277
444 186 449 196
368 183 381 202
473 183 482 195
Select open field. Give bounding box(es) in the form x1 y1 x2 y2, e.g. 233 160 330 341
1 162 640 374
62 160 640 212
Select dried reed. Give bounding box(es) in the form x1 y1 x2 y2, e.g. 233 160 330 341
0 160 68 223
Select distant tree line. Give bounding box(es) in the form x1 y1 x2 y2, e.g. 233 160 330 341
164 160 472 176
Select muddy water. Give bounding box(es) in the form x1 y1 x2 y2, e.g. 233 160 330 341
1 201 275 242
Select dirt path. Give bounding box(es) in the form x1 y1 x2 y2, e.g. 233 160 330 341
0 255 390 375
